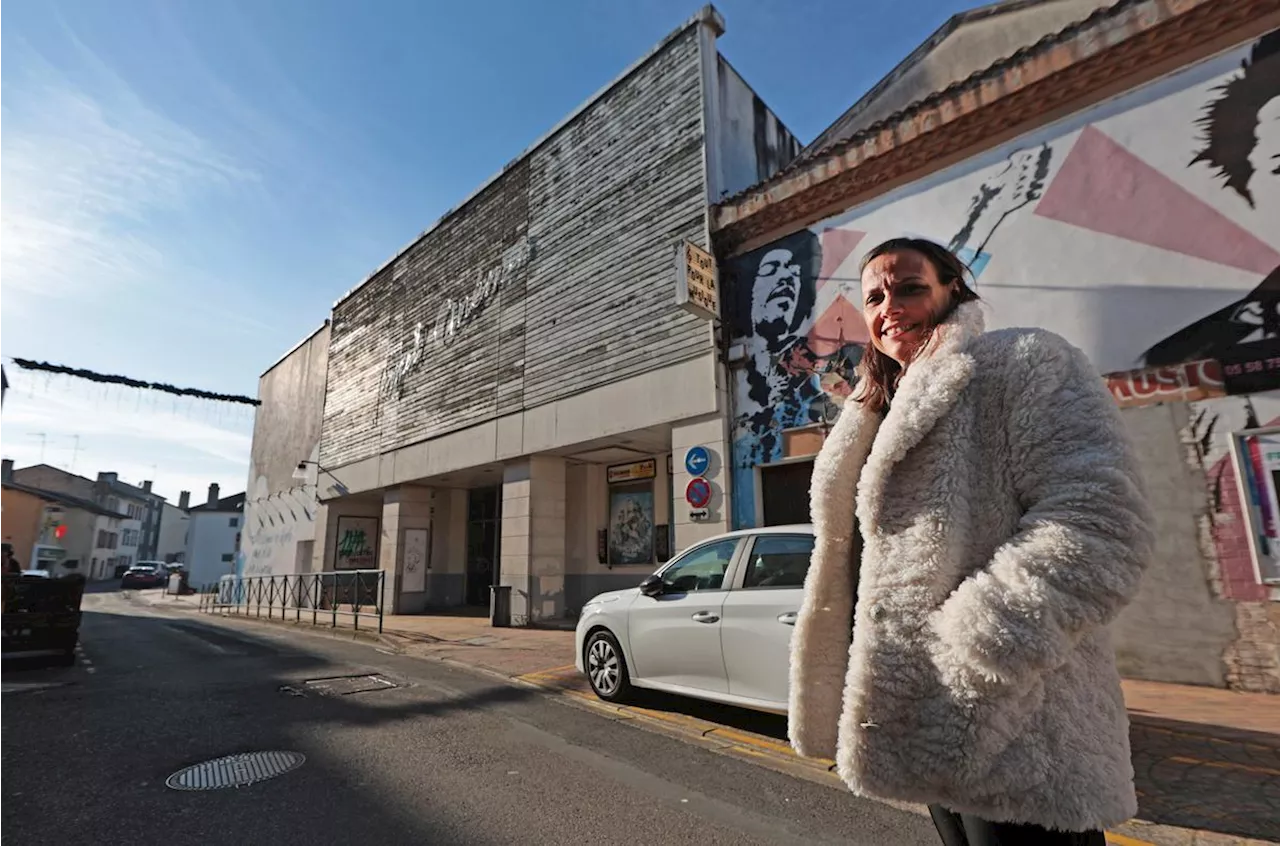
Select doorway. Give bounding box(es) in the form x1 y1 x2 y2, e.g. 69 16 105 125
465 487 501 606
760 460 814 526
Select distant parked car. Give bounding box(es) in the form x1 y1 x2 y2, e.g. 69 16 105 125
121 564 166 590
575 525 814 714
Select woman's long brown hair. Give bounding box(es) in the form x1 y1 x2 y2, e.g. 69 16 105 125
853 238 980 414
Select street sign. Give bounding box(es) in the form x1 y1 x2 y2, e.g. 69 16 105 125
689 508 710 521
674 240 719 320
685 477 712 509
684 446 710 477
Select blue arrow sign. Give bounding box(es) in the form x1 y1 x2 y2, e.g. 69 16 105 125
684 446 710 477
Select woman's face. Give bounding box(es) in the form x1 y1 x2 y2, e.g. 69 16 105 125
860 249 956 365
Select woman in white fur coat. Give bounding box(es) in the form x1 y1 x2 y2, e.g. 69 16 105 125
789 237 1153 846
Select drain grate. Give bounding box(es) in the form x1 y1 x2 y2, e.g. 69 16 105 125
303 675 397 696
165 751 305 791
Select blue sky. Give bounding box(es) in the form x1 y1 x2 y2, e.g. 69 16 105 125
2 0 974 501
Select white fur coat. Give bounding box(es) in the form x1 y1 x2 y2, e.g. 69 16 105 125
789 302 1153 831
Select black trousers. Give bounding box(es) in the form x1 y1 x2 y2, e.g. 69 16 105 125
929 805 1107 846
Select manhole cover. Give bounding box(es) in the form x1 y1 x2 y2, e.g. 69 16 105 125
165 751 305 791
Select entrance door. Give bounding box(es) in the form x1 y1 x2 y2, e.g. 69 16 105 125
760 460 814 526
465 488 501 606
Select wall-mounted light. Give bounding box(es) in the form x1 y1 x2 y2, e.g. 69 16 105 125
293 460 350 498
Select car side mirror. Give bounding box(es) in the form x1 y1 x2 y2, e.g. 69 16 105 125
639 575 664 597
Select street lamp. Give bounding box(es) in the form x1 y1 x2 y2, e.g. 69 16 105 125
293 460 350 497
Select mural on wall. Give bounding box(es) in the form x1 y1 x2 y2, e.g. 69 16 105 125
608 489 654 566
947 142 1052 277
1143 33 1280 366
727 33 1280 530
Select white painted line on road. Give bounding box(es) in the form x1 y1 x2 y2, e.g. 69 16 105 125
164 624 229 654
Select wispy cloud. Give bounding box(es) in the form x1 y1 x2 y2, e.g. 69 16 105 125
1 369 252 501
0 37 258 305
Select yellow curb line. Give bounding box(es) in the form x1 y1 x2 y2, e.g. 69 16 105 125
1135 724 1280 753
1167 755 1280 778
1104 834 1157 846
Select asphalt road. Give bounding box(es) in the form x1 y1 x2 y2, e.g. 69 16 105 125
2 589 937 846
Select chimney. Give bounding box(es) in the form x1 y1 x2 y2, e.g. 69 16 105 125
207 483 220 507
142 480 153 493
98 472 118 485
1 459 12 483
178 491 191 510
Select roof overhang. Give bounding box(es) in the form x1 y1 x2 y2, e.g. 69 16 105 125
711 0 1280 257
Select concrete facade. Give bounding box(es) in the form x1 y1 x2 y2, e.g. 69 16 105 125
243 7 802 625
241 321 330 578
711 8 1280 691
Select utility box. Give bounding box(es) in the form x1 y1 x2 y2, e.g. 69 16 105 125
490 584 512 628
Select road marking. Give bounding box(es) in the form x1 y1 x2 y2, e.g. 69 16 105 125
163 623 229 654
1104 833 1158 846
1136 723 1280 753
1167 755 1280 778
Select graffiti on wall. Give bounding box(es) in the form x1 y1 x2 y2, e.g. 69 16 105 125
335 516 378 570
727 33 1280 530
380 235 533 400
242 484 316 578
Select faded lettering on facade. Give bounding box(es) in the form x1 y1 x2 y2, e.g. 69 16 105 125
381 236 533 400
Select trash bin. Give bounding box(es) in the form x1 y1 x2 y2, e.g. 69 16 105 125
167 573 183 595
490 584 512 628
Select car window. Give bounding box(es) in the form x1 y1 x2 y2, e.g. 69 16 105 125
660 539 738 593
741 534 814 589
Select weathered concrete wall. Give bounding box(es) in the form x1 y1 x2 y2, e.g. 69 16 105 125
241 323 329 578
1112 403 1238 686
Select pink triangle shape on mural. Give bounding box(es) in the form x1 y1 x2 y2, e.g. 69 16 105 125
808 294 869 357
1035 126 1279 275
817 228 866 291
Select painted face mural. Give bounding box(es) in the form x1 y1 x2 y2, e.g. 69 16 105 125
1143 32 1280 367
728 230 824 469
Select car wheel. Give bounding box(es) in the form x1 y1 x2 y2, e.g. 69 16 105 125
585 629 631 703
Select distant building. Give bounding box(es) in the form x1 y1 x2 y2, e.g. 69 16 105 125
2 460 124 579
9 464 165 570
184 484 246 589
156 492 192 564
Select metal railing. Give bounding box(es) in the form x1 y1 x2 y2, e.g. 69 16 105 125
199 570 385 634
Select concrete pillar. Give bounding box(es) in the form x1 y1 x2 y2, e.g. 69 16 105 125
424 488 467 608
671 414 732 551
379 485 434 615
500 456 567 625
311 503 331 573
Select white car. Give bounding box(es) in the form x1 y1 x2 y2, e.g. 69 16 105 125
575 525 814 714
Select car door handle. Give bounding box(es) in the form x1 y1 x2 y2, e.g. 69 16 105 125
691 611 720 624
777 612 797 626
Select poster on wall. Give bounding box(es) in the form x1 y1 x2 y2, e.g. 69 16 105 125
609 488 654 566
335 516 379 570
1238 431 1280 584
402 528 429 593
